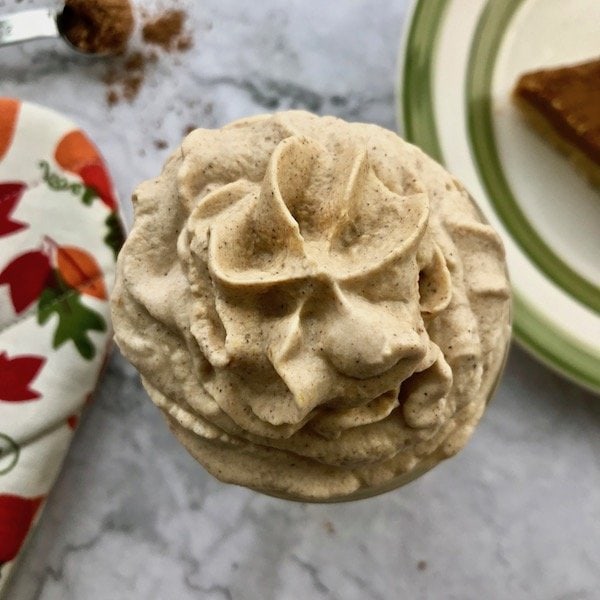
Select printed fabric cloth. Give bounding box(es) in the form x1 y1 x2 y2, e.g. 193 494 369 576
0 98 123 595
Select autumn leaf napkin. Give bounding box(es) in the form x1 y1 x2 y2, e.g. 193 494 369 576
0 98 123 595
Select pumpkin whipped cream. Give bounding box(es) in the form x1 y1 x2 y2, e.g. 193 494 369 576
111 111 511 501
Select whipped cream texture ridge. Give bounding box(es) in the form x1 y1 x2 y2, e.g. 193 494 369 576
111 112 511 500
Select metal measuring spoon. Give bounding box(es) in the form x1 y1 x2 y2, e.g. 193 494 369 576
0 8 114 56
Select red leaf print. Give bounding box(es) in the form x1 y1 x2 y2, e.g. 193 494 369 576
0 494 44 563
0 182 27 237
79 164 117 210
0 352 45 402
0 250 52 313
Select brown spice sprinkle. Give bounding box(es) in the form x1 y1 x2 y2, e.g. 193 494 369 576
176 35 193 52
124 51 146 72
106 89 119 106
142 10 192 51
323 520 335 535
98 7 192 106
122 75 144 102
153 139 169 150
103 50 158 105
59 0 134 55
102 52 145 105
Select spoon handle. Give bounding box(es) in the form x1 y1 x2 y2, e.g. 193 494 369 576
0 9 59 47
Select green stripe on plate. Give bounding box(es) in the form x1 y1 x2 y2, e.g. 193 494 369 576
513 294 600 391
466 0 600 313
399 0 600 393
401 0 447 162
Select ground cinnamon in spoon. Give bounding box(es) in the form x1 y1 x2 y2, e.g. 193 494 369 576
59 0 134 54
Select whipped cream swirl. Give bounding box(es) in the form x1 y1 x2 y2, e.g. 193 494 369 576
111 112 511 500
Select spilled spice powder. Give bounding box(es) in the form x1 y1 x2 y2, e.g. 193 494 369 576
124 51 146 71
176 36 193 52
59 0 134 54
122 76 144 102
153 139 168 150
142 10 192 51
101 8 192 106
106 89 119 106
103 51 157 105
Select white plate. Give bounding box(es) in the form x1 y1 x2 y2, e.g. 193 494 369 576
398 0 600 393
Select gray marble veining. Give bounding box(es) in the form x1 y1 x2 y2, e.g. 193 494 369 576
1 1 599 599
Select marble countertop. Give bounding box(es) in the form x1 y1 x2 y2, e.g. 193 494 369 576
2 0 599 598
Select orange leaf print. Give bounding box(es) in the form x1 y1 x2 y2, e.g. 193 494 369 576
54 130 117 210
0 98 20 161
56 246 107 299
54 130 100 173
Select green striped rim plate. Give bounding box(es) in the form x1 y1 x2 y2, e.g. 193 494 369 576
398 0 600 393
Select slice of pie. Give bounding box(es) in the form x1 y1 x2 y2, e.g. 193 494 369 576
513 57 600 187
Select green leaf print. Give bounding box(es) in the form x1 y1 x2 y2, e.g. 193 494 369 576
37 286 106 360
104 212 125 260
